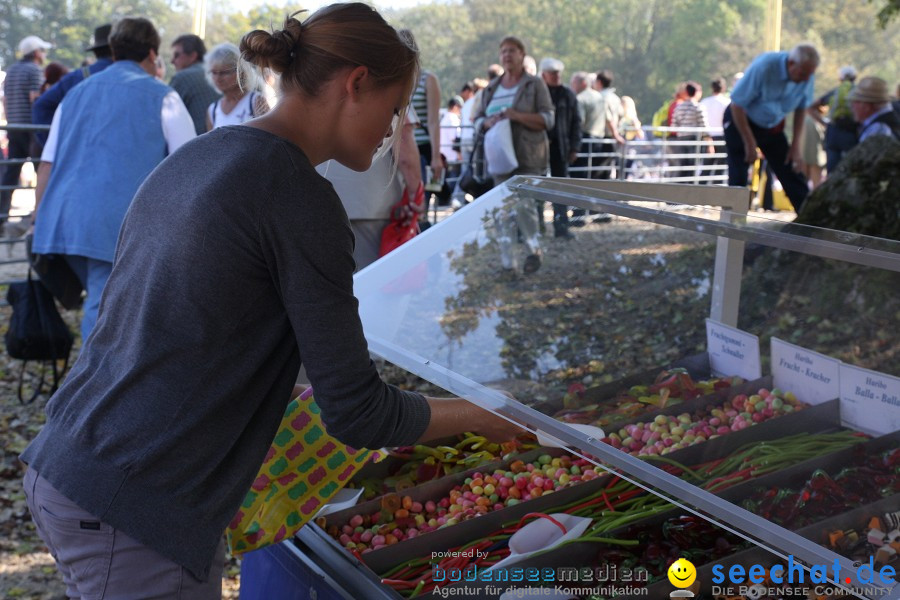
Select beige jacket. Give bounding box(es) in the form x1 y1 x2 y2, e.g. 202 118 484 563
472 72 554 173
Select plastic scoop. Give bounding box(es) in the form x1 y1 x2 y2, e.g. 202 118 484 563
487 512 592 571
313 488 364 518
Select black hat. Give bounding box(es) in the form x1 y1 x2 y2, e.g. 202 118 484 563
86 24 111 51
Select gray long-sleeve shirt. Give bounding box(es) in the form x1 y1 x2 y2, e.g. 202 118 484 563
21 126 430 580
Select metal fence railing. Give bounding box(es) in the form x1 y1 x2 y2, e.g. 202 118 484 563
1 122 47 291
0 123 730 278
568 126 728 185
440 124 728 189
428 124 730 224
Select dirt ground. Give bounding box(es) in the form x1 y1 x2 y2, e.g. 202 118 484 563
0 202 798 599
0 250 242 598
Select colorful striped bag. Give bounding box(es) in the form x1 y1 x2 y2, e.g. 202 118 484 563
227 387 382 554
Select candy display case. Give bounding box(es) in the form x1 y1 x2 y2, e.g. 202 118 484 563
241 178 900 600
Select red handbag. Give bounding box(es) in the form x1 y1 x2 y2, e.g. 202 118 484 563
378 183 424 257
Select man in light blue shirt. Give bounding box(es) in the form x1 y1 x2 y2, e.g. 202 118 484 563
723 43 819 212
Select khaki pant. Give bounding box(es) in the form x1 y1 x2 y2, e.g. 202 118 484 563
24 467 225 600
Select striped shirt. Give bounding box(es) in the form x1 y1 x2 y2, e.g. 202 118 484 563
2 60 43 124
411 71 430 146
671 100 709 136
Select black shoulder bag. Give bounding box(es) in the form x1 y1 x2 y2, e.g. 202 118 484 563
458 84 499 199
5 270 74 403
458 129 493 198
25 234 84 310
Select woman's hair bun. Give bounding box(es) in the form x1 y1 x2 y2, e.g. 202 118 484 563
240 12 305 75
242 3 417 100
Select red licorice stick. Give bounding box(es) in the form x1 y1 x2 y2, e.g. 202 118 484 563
403 565 429 580
705 467 755 492
390 564 413 579
616 488 644 504
701 457 727 472
569 493 610 513
382 578 420 589
601 492 615 512
439 555 466 570
516 512 568 535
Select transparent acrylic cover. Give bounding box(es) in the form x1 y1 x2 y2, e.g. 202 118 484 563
353 177 900 599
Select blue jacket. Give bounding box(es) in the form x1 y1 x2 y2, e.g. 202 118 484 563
32 58 114 143
33 61 171 262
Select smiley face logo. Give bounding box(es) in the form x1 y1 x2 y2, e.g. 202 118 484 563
667 558 697 588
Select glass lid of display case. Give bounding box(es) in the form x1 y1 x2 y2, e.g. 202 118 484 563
355 177 899 395
352 177 900 599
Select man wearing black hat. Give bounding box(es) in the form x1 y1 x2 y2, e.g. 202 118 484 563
32 24 113 141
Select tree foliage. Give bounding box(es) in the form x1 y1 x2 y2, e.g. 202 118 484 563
872 0 900 27
0 0 290 73
388 0 898 120
2 0 897 122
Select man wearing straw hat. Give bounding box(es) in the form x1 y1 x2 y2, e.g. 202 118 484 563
849 76 900 141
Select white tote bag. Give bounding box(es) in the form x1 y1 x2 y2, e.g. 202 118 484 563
484 118 519 176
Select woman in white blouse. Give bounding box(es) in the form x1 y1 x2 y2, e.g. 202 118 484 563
205 42 270 130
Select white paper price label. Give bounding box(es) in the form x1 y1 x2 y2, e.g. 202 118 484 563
839 364 900 435
705 319 761 380
770 338 840 405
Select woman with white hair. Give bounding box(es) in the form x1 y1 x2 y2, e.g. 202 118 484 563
205 42 269 130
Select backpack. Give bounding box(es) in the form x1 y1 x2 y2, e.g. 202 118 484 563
652 100 673 137
5 271 74 403
829 80 854 122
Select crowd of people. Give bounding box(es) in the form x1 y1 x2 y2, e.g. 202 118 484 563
0 26 273 236
0 7 897 597
4 25 898 251
428 42 898 222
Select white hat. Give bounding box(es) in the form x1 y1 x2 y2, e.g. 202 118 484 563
539 57 565 73
838 65 857 81
18 35 52 56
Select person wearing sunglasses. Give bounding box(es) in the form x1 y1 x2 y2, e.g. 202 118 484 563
204 42 270 130
170 33 221 135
